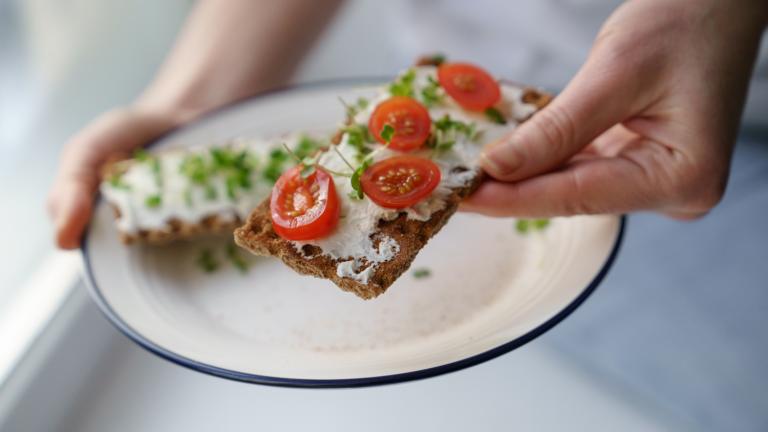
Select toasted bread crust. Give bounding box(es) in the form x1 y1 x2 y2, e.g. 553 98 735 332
114 210 241 245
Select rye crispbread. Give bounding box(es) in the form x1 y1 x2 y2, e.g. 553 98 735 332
234 87 551 299
234 172 483 299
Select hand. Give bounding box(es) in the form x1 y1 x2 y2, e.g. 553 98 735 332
463 0 767 219
47 108 183 249
46 0 342 249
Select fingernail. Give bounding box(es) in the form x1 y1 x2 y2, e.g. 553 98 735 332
481 138 523 177
53 212 70 248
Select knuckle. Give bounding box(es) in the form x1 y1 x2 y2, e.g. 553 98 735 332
561 170 600 216
529 105 578 156
592 27 632 70
590 25 651 84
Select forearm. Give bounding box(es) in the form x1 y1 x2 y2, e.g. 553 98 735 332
136 0 343 120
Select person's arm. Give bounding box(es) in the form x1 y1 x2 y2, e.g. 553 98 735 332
463 0 768 220
137 0 342 118
48 0 343 249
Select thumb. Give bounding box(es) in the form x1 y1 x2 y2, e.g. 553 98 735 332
481 40 651 182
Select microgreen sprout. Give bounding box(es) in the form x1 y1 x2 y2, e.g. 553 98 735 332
281 142 318 179
133 148 150 162
196 243 251 274
484 107 507 125
516 218 551 234
108 172 131 191
134 148 165 208
389 68 417 97
380 123 395 143
263 148 289 183
196 248 220 273
427 114 479 154
420 75 443 107
179 146 258 204
412 268 432 279
226 243 250 273
348 124 394 200
342 123 375 163
338 96 370 119
145 194 162 208
348 159 371 200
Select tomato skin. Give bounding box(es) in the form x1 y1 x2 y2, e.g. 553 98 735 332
437 62 501 111
270 166 340 241
368 96 432 151
361 156 442 209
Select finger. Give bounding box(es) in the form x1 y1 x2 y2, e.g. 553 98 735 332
481 36 656 182
51 177 94 249
48 126 112 248
463 151 664 218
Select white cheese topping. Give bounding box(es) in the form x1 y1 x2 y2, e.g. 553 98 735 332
291 65 541 285
335 236 400 283
101 134 315 234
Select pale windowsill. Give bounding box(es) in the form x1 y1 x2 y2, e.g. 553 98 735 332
0 251 81 388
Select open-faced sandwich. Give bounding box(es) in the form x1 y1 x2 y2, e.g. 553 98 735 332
100 134 326 244
234 57 551 299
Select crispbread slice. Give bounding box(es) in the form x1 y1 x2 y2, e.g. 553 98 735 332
235 173 482 299
102 161 243 245
235 87 551 299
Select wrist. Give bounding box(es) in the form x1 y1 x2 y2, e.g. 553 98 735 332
132 90 204 127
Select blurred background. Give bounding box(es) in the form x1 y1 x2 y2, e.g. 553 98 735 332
1 0 767 431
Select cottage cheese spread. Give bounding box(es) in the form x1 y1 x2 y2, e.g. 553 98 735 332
101 134 316 235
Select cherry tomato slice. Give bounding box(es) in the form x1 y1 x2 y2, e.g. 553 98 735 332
437 62 501 111
270 166 340 240
368 96 432 151
361 156 441 209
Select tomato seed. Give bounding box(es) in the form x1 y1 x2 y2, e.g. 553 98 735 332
453 74 477 91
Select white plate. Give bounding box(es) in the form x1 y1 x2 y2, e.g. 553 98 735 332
82 79 624 387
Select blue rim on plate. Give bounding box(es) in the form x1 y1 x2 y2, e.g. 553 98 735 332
80 78 627 388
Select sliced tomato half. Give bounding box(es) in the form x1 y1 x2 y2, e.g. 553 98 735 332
368 96 432 151
361 156 441 209
270 166 340 240
437 62 501 111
